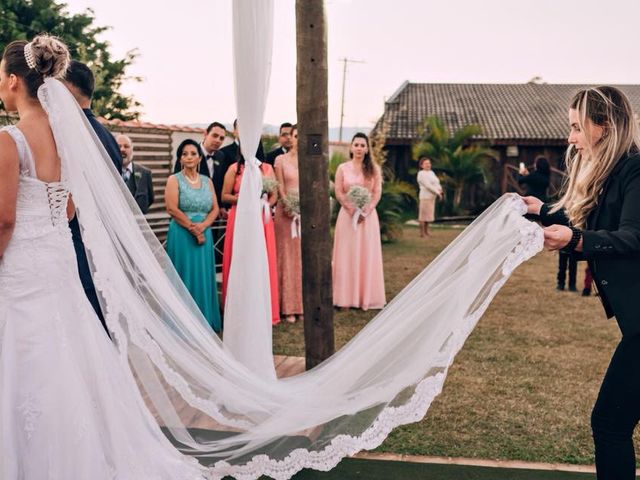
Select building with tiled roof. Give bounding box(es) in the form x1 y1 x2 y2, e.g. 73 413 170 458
375 82 640 197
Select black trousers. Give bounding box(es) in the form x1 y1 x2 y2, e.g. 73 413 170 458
591 334 640 479
557 252 577 288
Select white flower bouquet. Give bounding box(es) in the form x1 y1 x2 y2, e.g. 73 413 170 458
283 190 301 238
346 185 371 229
261 177 279 197
283 190 300 216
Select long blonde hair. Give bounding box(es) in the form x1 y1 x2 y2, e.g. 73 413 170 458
553 86 640 228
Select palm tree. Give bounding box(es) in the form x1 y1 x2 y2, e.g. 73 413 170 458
413 116 496 213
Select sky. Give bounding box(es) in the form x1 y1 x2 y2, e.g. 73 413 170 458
61 0 640 129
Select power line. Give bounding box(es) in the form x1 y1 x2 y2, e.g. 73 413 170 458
338 57 364 142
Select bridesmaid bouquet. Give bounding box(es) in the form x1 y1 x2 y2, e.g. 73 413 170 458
283 190 301 238
347 185 371 230
261 177 279 197
283 190 300 216
261 177 279 223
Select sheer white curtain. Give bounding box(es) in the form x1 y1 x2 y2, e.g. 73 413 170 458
223 0 277 379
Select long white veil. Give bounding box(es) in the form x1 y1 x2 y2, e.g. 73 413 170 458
37 6 544 480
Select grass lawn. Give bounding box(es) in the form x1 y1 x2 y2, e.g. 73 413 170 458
272 225 628 466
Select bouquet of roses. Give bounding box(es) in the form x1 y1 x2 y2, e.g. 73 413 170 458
346 185 371 229
283 190 301 238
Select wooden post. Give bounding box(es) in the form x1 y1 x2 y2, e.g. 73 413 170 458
296 0 334 369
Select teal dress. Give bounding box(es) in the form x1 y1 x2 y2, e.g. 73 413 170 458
166 173 221 331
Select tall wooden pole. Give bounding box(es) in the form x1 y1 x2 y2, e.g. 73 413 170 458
296 0 334 369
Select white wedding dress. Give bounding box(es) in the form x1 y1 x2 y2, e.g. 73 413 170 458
0 125 204 479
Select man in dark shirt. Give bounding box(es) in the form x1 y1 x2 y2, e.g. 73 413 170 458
63 60 122 335
265 122 292 165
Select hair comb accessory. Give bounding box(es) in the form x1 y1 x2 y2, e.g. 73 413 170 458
23 42 36 70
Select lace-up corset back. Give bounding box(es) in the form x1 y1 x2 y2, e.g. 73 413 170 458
2 126 70 239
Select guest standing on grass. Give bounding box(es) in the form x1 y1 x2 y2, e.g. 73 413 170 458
165 139 221 332
524 86 640 479
274 125 303 324
332 132 386 311
416 155 443 238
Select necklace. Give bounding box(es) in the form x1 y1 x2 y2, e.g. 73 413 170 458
183 171 199 185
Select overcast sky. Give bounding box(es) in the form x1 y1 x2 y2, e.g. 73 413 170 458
62 0 640 128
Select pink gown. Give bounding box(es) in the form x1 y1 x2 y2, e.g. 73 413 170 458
332 161 386 310
274 155 303 316
222 163 280 325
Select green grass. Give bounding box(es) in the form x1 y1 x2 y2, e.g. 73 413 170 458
273 225 626 465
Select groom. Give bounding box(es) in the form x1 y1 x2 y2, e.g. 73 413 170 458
64 60 122 335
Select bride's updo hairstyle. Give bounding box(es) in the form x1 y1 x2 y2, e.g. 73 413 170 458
2 34 70 98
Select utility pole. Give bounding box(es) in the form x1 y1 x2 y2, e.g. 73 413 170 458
296 0 334 369
338 57 364 142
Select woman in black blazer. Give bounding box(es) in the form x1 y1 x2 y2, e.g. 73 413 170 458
524 86 640 479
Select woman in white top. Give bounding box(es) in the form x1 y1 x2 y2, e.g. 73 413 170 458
416 156 443 237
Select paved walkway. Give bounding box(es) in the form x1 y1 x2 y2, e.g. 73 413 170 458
291 458 596 479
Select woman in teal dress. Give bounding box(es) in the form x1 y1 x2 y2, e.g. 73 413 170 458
165 139 221 331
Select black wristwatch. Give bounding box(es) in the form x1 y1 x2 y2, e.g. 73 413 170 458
563 227 582 252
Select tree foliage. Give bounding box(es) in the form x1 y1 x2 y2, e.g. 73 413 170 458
0 0 141 120
371 121 417 242
413 116 496 214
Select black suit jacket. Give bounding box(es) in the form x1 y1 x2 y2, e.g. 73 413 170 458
82 108 122 173
539 152 640 336
69 109 122 331
174 150 224 205
265 146 286 166
125 163 155 214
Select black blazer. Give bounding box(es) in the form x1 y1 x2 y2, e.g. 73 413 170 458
174 150 224 204
69 110 122 331
265 146 285 166
125 163 155 214
539 152 640 336
82 108 122 172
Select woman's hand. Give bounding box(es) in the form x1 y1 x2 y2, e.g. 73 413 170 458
522 195 543 215
196 233 206 245
192 222 207 235
543 225 572 250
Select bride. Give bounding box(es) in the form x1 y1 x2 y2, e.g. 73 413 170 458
0 34 544 479
0 36 204 479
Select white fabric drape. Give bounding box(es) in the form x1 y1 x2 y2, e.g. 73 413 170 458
224 0 277 379
34 8 544 478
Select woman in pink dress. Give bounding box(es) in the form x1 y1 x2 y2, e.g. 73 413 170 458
332 132 386 310
221 157 280 325
274 125 303 323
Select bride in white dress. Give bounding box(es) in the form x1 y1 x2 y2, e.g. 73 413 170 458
0 35 204 479
0 32 545 480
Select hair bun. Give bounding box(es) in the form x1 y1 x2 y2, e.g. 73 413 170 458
30 34 70 79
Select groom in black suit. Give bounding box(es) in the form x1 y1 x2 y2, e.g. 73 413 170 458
63 61 122 335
